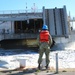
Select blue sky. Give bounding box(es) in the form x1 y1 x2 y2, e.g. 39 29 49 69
0 0 75 18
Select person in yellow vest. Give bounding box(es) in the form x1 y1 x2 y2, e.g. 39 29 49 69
37 25 52 70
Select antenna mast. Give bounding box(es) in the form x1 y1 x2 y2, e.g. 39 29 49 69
26 2 27 14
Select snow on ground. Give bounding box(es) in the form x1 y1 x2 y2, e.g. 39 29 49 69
0 44 75 71
65 42 75 50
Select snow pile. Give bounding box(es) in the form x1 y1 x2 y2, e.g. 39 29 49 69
0 56 20 70
0 50 75 71
50 50 75 69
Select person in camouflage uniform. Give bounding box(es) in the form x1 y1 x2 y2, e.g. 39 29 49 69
37 25 52 70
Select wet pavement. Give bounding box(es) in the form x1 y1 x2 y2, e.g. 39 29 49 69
0 70 75 75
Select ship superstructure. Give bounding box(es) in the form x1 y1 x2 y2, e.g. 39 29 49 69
0 6 70 48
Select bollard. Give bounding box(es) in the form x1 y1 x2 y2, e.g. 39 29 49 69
56 53 58 73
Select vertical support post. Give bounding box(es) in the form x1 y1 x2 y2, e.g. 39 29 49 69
16 21 17 33
72 20 73 30
43 6 46 25
56 53 58 73
21 21 22 33
63 5 69 37
34 19 35 33
11 21 12 33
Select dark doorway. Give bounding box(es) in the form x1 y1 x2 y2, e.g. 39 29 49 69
14 19 43 33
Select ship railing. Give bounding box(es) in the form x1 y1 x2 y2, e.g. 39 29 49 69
0 33 38 41
0 9 42 14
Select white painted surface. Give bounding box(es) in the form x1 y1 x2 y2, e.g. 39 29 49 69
0 21 12 34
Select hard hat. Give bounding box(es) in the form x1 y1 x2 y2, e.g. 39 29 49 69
42 25 48 30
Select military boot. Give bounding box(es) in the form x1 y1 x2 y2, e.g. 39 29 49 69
38 64 41 70
45 64 48 69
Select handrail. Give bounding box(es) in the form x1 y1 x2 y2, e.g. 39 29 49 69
0 9 42 14
0 33 38 41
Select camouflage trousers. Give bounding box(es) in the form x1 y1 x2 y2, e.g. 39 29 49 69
38 42 50 65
